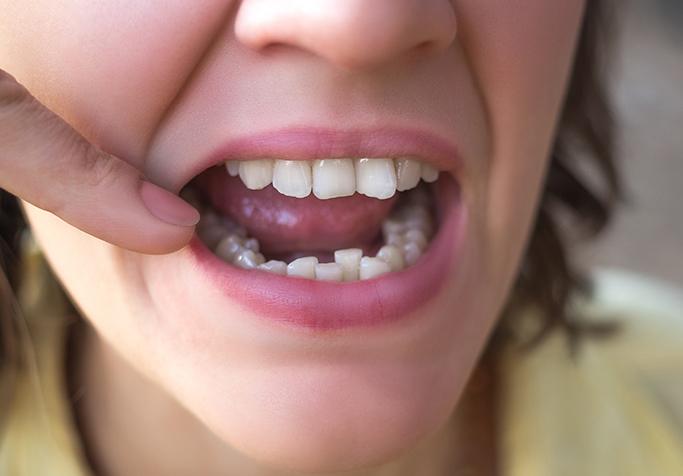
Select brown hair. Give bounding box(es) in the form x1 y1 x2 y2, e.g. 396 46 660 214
0 1 622 414
487 0 623 360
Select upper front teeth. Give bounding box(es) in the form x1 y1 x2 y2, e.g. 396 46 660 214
228 158 439 200
313 159 356 199
273 160 313 198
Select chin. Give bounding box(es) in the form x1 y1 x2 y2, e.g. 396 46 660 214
149 290 490 474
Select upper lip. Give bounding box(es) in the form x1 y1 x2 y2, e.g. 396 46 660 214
174 126 462 192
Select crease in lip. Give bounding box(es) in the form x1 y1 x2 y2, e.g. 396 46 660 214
176 126 462 192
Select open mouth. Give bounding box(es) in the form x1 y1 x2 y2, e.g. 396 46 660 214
184 157 443 281
172 128 467 331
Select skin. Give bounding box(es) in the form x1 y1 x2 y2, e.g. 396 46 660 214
0 1 586 475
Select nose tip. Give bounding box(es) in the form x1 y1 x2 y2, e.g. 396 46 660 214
235 0 457 69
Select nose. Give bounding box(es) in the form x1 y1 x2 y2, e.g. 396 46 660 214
235 0 457 69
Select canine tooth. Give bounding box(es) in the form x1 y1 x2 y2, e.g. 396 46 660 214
226 161 240 177
334 248 363 281
312 159 356 199
273 160 312 198
239 159 273 190
258 260 287 275
403 242 423 266
421 164 439 183
405 229 428 251
215 235 244 261
395 159 421 191
315 263 344 281
359 257 392 280
287 256 318 278
234 250 265 269
376 246 404 272
355 158 397 199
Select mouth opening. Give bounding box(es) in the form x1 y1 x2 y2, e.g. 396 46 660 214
182 158 445 282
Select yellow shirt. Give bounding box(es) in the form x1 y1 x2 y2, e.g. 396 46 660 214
2 262 683 475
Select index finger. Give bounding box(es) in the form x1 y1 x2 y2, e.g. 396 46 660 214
0 69 199 254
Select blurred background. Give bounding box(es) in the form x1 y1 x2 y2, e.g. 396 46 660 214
580 0 683 286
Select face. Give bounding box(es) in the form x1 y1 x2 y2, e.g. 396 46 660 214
0 1 585 472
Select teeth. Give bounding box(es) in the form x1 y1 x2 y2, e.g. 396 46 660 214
234 249 266 269
421 164 439 183
315 263 344 282
273 160 313 198
382 218 406 236
201 182 436 281
239 159 274 190
376 245 404 272
287 256 318 278
243 238 260 253
359 257 392 280
226 161 240 177
403 242 423 266
395 159 422 192
405 229 428 251
334 248 363 281
312 159 356 199
229 158 440 200
386 233 405 248
215 235 244 261
258 260 288 275
355 158 397 199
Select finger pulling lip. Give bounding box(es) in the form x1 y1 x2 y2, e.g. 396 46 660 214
187 176 466 332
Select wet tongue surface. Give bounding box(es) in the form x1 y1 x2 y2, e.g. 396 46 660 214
198 167 397 255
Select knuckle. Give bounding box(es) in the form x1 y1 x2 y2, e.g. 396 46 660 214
0 77 33 141
39 142 130 219
76 142 129 190
0 71 30 113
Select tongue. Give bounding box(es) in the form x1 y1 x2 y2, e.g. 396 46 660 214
197 167 397 254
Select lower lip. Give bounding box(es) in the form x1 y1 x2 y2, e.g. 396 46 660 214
188 177 466 332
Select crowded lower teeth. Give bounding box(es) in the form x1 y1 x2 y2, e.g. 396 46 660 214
196 187 435 281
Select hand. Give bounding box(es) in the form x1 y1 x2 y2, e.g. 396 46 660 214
0 69 199 254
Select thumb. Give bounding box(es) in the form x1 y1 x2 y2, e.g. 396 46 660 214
0 69 199 254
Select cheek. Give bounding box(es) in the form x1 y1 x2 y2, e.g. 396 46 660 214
460 1 586 287
0 0 233 164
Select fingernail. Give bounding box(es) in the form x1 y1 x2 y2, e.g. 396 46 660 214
140 180 200 227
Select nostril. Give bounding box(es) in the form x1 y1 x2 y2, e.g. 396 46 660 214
236 0 458 69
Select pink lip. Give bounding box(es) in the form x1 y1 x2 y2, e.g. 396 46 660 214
177 126 463 191
188 176 466 332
